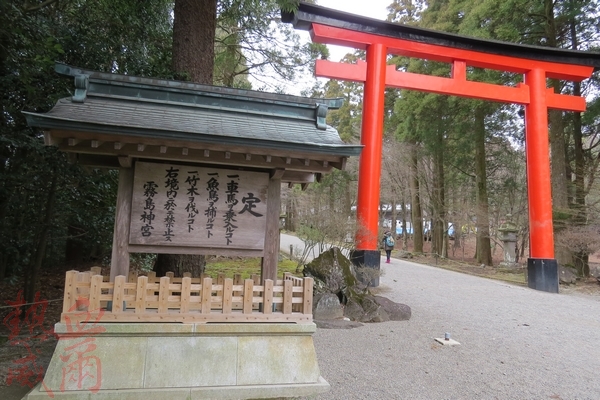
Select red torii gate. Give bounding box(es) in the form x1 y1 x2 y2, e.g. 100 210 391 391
283 3 600 292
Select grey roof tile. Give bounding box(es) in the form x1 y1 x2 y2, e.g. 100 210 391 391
38 96 354 148
25 64 362 157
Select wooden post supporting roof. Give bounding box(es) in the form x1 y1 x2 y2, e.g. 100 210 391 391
110 168 133 281
261 177 282 283
283 2 600 292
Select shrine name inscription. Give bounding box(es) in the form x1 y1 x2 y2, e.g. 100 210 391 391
129 162 268 250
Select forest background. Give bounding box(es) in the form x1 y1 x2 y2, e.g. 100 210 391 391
2 0 600 306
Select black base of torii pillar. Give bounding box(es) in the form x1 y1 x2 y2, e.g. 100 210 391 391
350 249 381 287
527 258 559 293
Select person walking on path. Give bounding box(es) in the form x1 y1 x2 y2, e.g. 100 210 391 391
382 231 395 263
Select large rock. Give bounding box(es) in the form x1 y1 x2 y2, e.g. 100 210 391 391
344 299 365 321
303 247 412 325
304 247 358 298
313 293 344 320
559 266 577 285
373 296 411 321
342 295 410 323
360 296 390 323
343 298 366 322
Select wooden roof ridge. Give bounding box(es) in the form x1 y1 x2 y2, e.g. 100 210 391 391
24 64 362 178
282 2 600 70
55 63 344 119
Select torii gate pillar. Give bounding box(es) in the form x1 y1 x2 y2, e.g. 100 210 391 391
524 68 559 292
350 43 387 286
283 3 600 292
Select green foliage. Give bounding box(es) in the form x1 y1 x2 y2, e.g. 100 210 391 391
55 0 174 76
386 0 425 24
214 0 318 90
322 52 366 142
0 0 172 284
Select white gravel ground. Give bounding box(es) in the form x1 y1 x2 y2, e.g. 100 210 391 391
279 236 600 400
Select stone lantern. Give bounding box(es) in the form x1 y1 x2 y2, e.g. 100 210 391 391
498 214 519 268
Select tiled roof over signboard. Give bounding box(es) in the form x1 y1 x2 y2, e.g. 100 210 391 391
25 63 362 183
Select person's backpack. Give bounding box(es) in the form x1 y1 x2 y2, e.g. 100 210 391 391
385 235 395 247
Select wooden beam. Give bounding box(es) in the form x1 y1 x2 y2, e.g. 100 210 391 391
160 146 167 154
137 144 146 152
52 131 338 173
270 168 285 180
225 151 231 159
49 129 348 162
245 154 252 161
68 138 80 146
110 168 134 282
128 244 264 257
204 149 210 157
91 140 102 148
182 147 188 155
118 156 132 168
75 154 121 168
281 171 315 183
261 178 281 283
58 143 335 173
43 132 61 146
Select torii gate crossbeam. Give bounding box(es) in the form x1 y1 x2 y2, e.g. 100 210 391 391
283 3 600 293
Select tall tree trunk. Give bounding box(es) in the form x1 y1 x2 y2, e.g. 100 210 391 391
572 91 588 275
431 122 446 257
400 200 408 250
570 20 589 277
409 143 423 253
474 106 492 266
24 170 58 303
544 0 573 267
329 180 335 212
344 179 352 216
155 0 218 277
154 253 206 278
285 194 296 231
391 200 397 237
172 0 217 84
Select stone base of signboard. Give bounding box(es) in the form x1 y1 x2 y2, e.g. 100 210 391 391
23 378 330 400
22 322 329 400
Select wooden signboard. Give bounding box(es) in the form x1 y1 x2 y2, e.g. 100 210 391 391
129 161 268 250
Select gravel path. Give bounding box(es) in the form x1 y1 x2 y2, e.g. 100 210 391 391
280 235 600 400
